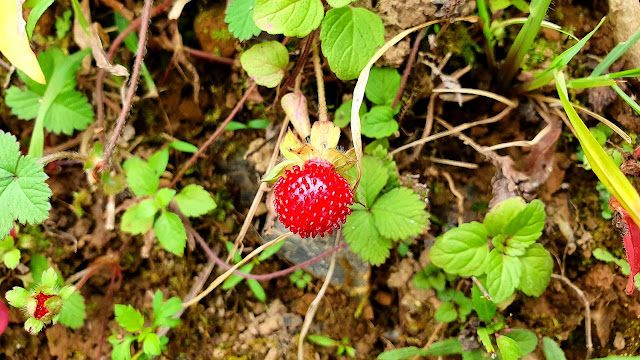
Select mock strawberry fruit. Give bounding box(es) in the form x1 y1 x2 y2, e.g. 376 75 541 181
33 292 54 320
274 159 353 238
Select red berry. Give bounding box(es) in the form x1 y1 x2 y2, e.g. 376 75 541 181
33 292 53 320
274 159 353 238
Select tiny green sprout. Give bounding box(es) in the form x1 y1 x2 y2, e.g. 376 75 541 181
434 289 473 323
289 269 312 289
5 267 79 334
0 228 21 269
307 334 356 358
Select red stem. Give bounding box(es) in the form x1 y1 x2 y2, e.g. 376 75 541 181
392 29 426 110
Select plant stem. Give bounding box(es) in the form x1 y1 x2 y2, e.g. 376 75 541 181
392 29 426 110
551 274 592 359
312 40 328 123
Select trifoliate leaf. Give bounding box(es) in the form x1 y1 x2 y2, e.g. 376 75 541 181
240 41 289 88
121 199 159 235
58 290 85 329
320 7 384 80
143 333 161 356
430 222 489 277
518 243 553 297
154 211 187 255
155 188 176 208
174 184 217 217
44 90 95 134
334 99 366 128
504 329 538 356
114 304 144 332
3 248 20 269
327 0 354 7
497 335 522 360
486 250 522 303
343 208 392 265
253 0 324 38
0 131 51 239
503 199 545 254
225 0 262 40
484 197 525 237
365 67 401 106
361 106 398 139
123 157 159 197
347 155 387 207
371 187 428 240
435 302 457 323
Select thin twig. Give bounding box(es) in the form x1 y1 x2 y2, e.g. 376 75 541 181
97 266 119 359
471 277 491 301
551 274 592 359
312 40 328 123
432 88 518 108
183 47 236 66
39 151 90 165
169 83 258 188
392 29 426 109
278 30 316 103
442 171 464 226
101 0 154 165
429 157 478 169
298 233 340 360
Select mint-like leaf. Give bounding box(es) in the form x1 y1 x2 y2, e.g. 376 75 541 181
486 250 522 303
154 211 187 255
518 243 553 297
123 157 160 197
496 335 522 360
320 7 385 80
121 199 159 235
225 0 262 40
155 188 177 208
347 155 388 207
175 184 217 217
58 290 86 329
143 333 161 355
0 131 52 239
365 67 401 106
240 41 289 88
361 106 398 139
504 329 538 356
430 222 489 277
327 0 354 6
503 199 545 253
371 187 428 240
253 0 324 38
483 197 526 237
471 283 496 322
114 304 144 332
343 208 392 265
147 148 169 176
434 302 457 323
542 337 567 360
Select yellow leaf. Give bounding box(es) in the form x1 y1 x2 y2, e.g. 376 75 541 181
0 0 45 84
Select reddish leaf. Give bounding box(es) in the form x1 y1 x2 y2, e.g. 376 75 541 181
610 197 640 294
0 299 8 336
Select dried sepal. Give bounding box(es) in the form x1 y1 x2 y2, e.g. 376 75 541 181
310 121 341 151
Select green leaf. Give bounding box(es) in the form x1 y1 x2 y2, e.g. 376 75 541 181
327 0 354 6
435 302 457 323
5 286 30 308
154 296 182 322
41 267 59 287
377 339 462 360
430 222 490 277
114 304 144 332
477 327 495 353
320 7 385 80
414 265 446 291
361 106 398 139
247 279 266 302
29 254 51 284
253 0 324 38
365 67 401 106
484 197 526 237
225 0 262 40
542 337 567 360
148 148 169 176
121 199 159 235
154 211 187 255
505 328 538 356
240 41 289 88
123 157 160 197
44 90 95 135
26 0 55 38
4 87 41 119
58 290 86 329
55 9 72 39
143 333 161 356
24 317 44 334
503 199 545 255
472 283 496 322
0 131 52 239
486 250 522 303
223 263 254 290
257 235 287 261
593 247 630 275
3 248 21 269
174 184 217 217
335 99 366 128
347 155 388 207
169 141 198 153
497 335 522 360
308 334 339 347
248 119 270 129
518 243 553 297
344 208 392 265
371 187 428 240
155 188 177 208
110 335 135 360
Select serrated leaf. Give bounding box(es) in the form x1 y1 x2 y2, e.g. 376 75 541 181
344 209 392 265
361 106 398 139
154 211 187 255
0 131 51 239
110 335 135 360
143 333 161 356
335 99 366 128
497 335 522 360
3 248 20 269
123 157 159 197
472 283 496 322
253 0 323 38
504 199 545 253
41 267 58 287
225 0 262 40
24 317 44 334
320 7 384 80
542 337 567 360
5 87 41 119
484 197 526 237
240 41 289 88
58 290 85 329
174 184 217 217
430 222 489 277
435 302 457 323
121 199 159 235
365 67 401 106
155 188 177 208
6 286 30 307
155 296 182 322
518 243 553 297
371 187 428 240
114 304 144 332
281 92 311 138
505 329 538 356
347 155 387 207
327 0 353 6
486 250 522 303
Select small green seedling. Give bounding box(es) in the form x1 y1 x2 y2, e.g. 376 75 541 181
434 288 473 323
289 268 312 289
0 229 21 269
121 141 217 256
413 264 457 292
222 240 286 302
307 334 356 358
593 247 640 288
109 290 181 360
225 119 270 131
5 267 85 334
431 197 552 303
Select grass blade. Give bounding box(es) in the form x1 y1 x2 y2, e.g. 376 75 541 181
592 26 640 77
613 84 640 116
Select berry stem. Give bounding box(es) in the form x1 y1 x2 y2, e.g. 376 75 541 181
312 40 328 123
